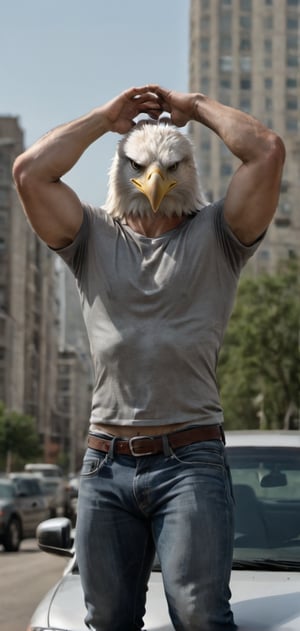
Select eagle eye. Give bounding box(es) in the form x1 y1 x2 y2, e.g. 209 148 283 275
130 159 143 171
168 162 179 172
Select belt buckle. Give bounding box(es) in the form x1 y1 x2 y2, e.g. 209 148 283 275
129 435 155 457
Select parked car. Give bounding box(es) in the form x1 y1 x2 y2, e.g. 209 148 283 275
24 463 73 520
0 474 48 552
27 431 300 630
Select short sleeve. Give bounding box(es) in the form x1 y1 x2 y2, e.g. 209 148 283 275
213 200 266 274
51 204 91 280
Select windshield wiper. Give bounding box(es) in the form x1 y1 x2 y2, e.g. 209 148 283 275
233 558 300 571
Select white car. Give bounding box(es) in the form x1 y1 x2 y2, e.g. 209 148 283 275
24 463 72 519
27 431 300 630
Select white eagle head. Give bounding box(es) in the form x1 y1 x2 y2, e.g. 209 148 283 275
104 119 207 219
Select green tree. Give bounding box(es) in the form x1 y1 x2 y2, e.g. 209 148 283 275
0 402 42 472
217 259 300 430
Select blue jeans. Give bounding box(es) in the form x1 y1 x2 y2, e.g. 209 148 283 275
76 436 237 631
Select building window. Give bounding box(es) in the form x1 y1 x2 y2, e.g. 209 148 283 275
220 36 232 53
264 77 273 88
286 96 298 110
240 38 251 52
287 55 298 67
264 39 272 53
264 117 273 129
240 78 251 90
201 57 210 69
219 56 233 72
265 97 273 111
240 0 252 9
220 12 232 32
240 97 251 111
200 37 210 52
220 77 231 89
286 77 297 88
287 18 298 29
280 202 291 214
286 118 298 131
287 35 299 50
240 15 251 28
201 16 211 31
240 56 251 72
274 216 291 228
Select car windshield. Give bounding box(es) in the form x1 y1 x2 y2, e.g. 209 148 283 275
226 446 300 566
0 481 14 499
41 480 59 492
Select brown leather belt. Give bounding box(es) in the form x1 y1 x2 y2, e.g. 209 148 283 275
87 425 223 457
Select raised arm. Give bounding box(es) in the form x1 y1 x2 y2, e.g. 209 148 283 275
152 86 286 245
12 87 161 249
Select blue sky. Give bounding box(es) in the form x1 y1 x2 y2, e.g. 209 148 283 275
1 0 190 204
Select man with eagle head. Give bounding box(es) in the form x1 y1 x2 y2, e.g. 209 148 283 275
13 85 285 631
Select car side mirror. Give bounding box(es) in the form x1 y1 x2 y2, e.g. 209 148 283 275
36 517 74 558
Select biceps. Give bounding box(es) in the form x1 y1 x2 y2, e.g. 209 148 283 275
224 147 285 245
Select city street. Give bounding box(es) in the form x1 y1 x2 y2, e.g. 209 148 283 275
0 538 68 631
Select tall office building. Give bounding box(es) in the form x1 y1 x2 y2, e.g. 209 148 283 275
0 116 58 447
189 0 300 272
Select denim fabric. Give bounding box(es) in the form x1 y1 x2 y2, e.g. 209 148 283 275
75 438 237 631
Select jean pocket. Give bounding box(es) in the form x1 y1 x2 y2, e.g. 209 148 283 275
80 452 107 477
172 440 225 469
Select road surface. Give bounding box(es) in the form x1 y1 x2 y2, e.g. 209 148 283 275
0 537 68 631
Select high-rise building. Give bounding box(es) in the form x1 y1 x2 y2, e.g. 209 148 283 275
189 0 300 272
0 117 31 411
0 116 58 448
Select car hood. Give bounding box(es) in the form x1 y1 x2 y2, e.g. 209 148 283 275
33 570 300 631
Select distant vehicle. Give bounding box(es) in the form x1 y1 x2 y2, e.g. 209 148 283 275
0 474 48 552
24 463 73 519
27 431 300 630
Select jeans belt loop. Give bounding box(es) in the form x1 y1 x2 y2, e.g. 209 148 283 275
162 433 173 457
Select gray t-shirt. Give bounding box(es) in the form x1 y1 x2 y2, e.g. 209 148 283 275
56 200 262 428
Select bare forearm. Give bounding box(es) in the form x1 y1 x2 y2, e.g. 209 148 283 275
13 107 110 183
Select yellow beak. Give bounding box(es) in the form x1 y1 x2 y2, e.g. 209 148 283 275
131 167 177 213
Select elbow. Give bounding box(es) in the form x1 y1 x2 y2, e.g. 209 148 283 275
265 132 286 169
12 153 34 193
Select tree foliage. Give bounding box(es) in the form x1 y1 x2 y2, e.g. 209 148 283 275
217 259 300 430
0 402 42 471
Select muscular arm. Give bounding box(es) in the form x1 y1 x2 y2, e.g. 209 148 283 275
192 95 286 244
13 87 161 249
152 86 286 244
